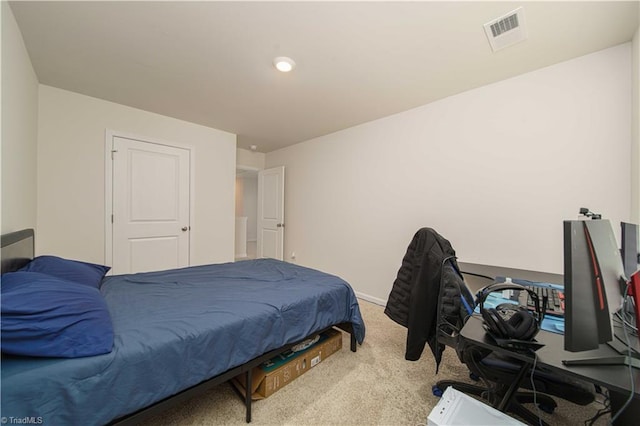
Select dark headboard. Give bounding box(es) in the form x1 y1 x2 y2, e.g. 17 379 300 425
1 228 34 274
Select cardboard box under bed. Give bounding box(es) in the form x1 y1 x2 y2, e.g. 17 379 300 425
232 328 343 399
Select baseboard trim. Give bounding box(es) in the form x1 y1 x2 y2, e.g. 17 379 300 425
355 291 386 307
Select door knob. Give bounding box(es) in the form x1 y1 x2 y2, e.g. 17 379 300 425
277 223 285 228
181 226 189 232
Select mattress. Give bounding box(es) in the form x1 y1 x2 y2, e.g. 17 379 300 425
1 259 365 425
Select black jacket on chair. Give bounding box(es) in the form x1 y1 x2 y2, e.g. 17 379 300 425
385 228 456 361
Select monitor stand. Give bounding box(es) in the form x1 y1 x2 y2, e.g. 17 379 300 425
563 317 640 369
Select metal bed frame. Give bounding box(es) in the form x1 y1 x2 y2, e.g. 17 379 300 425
1 229 357 424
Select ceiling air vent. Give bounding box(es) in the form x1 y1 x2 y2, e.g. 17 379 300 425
483 7 528 52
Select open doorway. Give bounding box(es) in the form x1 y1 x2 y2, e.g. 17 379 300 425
235 167 259 260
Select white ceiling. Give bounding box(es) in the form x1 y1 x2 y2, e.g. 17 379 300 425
10 1 639 153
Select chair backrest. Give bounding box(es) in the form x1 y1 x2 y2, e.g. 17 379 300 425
433 257 479 371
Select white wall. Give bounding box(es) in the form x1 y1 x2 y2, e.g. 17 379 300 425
1 2 38 234
236 147 264 244
237 147 265 170
267 44 633 304
234 174 257 240
37 85 236 266
242 176 258 241
632 23 640 224
235 177 245 217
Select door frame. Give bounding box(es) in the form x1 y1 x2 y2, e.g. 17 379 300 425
235 165 260 259
104 129 196 270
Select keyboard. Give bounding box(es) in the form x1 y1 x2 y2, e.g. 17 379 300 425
517 285 565 318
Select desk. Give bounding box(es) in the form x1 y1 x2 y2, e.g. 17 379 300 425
460 315 640 424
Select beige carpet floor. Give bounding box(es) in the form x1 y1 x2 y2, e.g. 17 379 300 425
139 299 609 425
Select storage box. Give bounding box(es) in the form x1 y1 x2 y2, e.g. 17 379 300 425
232 328 342 400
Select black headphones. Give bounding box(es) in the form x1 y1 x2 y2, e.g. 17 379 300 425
477 283 544 342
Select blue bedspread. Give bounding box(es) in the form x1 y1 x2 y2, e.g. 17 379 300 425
1 259 365 425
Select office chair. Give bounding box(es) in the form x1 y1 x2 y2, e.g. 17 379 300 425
433 258 595 426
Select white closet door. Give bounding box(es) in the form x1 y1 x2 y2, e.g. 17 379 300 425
111 136 190 274
257 166 285 260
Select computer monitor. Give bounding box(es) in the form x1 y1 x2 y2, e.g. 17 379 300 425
563 220 615 351
563 219 640 368
621 222 639 279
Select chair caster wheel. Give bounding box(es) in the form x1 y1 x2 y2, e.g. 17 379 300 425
432 385 444 397
469 372 480 381
538 403 555 414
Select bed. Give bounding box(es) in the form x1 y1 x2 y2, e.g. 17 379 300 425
1 229 365 425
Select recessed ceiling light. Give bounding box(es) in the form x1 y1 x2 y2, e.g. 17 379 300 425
273 56 296 73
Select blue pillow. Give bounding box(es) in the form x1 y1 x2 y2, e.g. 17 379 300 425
20 255 110 288
1 271 114 358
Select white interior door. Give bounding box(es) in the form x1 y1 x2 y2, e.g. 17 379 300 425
111 136 190 274
257 166 285 260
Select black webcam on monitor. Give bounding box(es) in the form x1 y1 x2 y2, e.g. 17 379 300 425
579 207 602 220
